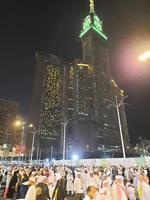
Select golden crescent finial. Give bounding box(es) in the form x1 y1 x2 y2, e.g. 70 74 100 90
90 0 95 13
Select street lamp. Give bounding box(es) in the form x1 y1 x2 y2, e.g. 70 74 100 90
30 127 39 165
139 51 150 62
30 126 35 165
28 124 34 128
72 154 79 161
104 95 128 158
50 146 53 161
16 122 39 164
63 118 73 161
14 120 22 127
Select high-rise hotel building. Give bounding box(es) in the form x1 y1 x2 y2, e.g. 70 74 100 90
31 1 130 157
30 53 67 155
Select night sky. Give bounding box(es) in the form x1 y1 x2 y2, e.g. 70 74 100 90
0 0 150 144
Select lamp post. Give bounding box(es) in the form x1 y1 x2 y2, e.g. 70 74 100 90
30 125 39 165
14 121 39 163
14 119 25 160
104 95 128 158
63 118 73 161
115 95 127 158
50 146 53 161
30 125 35 165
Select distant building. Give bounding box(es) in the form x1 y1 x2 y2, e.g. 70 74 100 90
30 52 67 156
135 138 150 155
0 99 19 147
31 1 130 158
14 115 25 146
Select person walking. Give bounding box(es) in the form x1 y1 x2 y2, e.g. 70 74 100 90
66 169 74 195
36 176 51 200
112 175 128 200
84 186 97 200
52 171 67 200
141 175 150 200
25 176 36 200
5 170 18 200
74 172 84 200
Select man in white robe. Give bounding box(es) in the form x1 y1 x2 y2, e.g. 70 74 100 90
74 172 84 200
66 170 74 195
86 170 98 188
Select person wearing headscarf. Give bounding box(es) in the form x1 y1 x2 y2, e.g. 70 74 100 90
48 169 56 199
141 175 150 200
25 176 36 200
74 172 84 200
5 170 18 200
86 170 98 188
126 182 136 200
66 169 74 195
112 175 128 200
102 179 112 200
52 171 67 200
3 170 13 199
84 186 97 200
36 176 50 200
137 175 143 200
18 171 29 199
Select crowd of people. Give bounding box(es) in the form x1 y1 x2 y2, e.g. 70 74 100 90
0 164 150 200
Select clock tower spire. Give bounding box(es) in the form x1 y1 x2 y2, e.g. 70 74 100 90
90 0 95 13
80 0 107 40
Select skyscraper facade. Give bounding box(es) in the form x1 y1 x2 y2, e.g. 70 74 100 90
30 52 67 156
65 0 130 155
31 1 130 158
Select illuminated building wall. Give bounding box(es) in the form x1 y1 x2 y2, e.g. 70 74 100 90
67 61 94 119
0 99 19 147
31 2 130 157
31 52 67 155
66 60 123 153
66 61 97 153
40 58 64 149
78 2 130 151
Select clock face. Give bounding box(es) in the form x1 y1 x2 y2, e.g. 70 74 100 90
83 14 102 34
80 14 107 40
94 15 102 32
83 16 91 32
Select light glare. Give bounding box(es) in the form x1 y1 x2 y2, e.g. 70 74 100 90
14 120 21 126
72 154 79 161
28 124 34 128
139 51 150 62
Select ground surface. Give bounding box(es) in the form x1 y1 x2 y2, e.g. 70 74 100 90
0 195 75 200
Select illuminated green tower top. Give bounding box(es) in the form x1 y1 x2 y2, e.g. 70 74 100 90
80 0 107 40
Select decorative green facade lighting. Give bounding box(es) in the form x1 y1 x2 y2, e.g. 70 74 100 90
80 13 108 40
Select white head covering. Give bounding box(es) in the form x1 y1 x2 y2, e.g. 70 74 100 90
37 176 43 183
100 188 105 194
115 175 124 181
55 172 61 180
29 176 36 183
89 169 94 174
